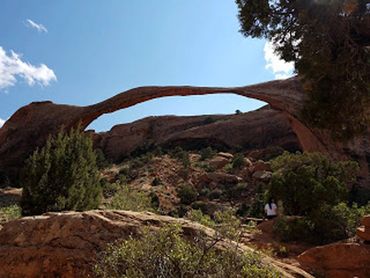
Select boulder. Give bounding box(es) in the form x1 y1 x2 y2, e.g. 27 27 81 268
356 215 370 241
208 156 230 169
252 171 272 181
251 160 272 173
298 242 370 278
217 152 234 159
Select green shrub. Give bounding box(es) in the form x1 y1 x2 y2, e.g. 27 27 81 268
186 209 216 228
0 204 21 223
170 147 191 168
107 186 155 212
208 189 222 200
270 152 361 244
95 148 110 169
94 224 277 278
20 127 101 216
177 184 198 205
232 153 246 169
196 161 215 172
200 147 216 161
100 179 120 199
270 152 358 216
273 216 313 242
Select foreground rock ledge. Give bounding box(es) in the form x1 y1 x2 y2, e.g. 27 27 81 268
0 210 312 278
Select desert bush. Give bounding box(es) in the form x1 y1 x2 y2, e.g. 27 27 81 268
94 224 277 278
196 161 215 172
191 201 211 215
170 147 191 168
95 148 110 169
270 152 362 244
177 184 198 205
20 127 101 216
0 204 21 223
270 152 358 216
199 147 216 161
231 153 246 169
100 179 121 199
107 186 155 212
208 189 223 200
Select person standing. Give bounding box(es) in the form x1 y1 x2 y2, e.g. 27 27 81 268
264 198 278 220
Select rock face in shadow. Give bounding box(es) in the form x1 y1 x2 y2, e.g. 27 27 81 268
0 210 312 278
94 106 300 162
0 77 368 184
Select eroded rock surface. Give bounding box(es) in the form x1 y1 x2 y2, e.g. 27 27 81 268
298 242 370 278
94 106 300 162
0 210 312 278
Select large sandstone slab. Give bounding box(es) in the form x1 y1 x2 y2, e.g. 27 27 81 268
0 210 313 278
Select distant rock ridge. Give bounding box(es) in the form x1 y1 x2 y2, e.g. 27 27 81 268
92 105 300 162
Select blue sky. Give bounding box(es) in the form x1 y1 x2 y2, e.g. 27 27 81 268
0 1 293 131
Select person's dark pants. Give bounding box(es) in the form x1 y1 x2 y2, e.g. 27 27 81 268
266 215 277 220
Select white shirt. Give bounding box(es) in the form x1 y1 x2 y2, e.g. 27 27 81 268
264 203 277 216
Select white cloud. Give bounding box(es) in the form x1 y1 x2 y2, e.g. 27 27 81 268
0 46 57 90
26 19 48 33
264 41 294 80
0 118 5 128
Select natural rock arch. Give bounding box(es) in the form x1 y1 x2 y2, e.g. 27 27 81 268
0 77 368 184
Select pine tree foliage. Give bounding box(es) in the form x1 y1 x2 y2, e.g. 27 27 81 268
236 0 370 139
21 127 101 215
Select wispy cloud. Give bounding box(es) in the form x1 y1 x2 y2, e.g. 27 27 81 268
0 46 57 90
264 41 294 80
25 19 48 33
0 118 5 128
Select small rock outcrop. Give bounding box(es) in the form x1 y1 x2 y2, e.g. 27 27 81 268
0 210 312 278
357 215 370 241
298 243 370 278
298 215 370 277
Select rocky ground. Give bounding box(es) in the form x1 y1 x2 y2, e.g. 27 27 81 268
1 150 370 277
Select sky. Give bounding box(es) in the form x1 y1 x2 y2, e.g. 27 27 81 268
0 1 293 131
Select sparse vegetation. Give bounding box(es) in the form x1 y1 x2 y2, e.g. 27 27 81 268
200 147 216 161
177 183 198 205
20 127 101 216
0 204 21 223
107 186 155 212
94 224 278 278
231 153 246 169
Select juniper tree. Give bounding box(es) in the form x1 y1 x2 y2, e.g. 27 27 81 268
236 0 370 139
21 126 101 215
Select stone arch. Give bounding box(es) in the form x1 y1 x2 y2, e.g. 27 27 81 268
2 76 367 184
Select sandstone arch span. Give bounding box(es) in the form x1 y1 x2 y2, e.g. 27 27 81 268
0 77 368 184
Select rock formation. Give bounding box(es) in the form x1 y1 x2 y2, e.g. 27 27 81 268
94 105 300 162
0 210 313 278
298 215 370 277
0 77 368 184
